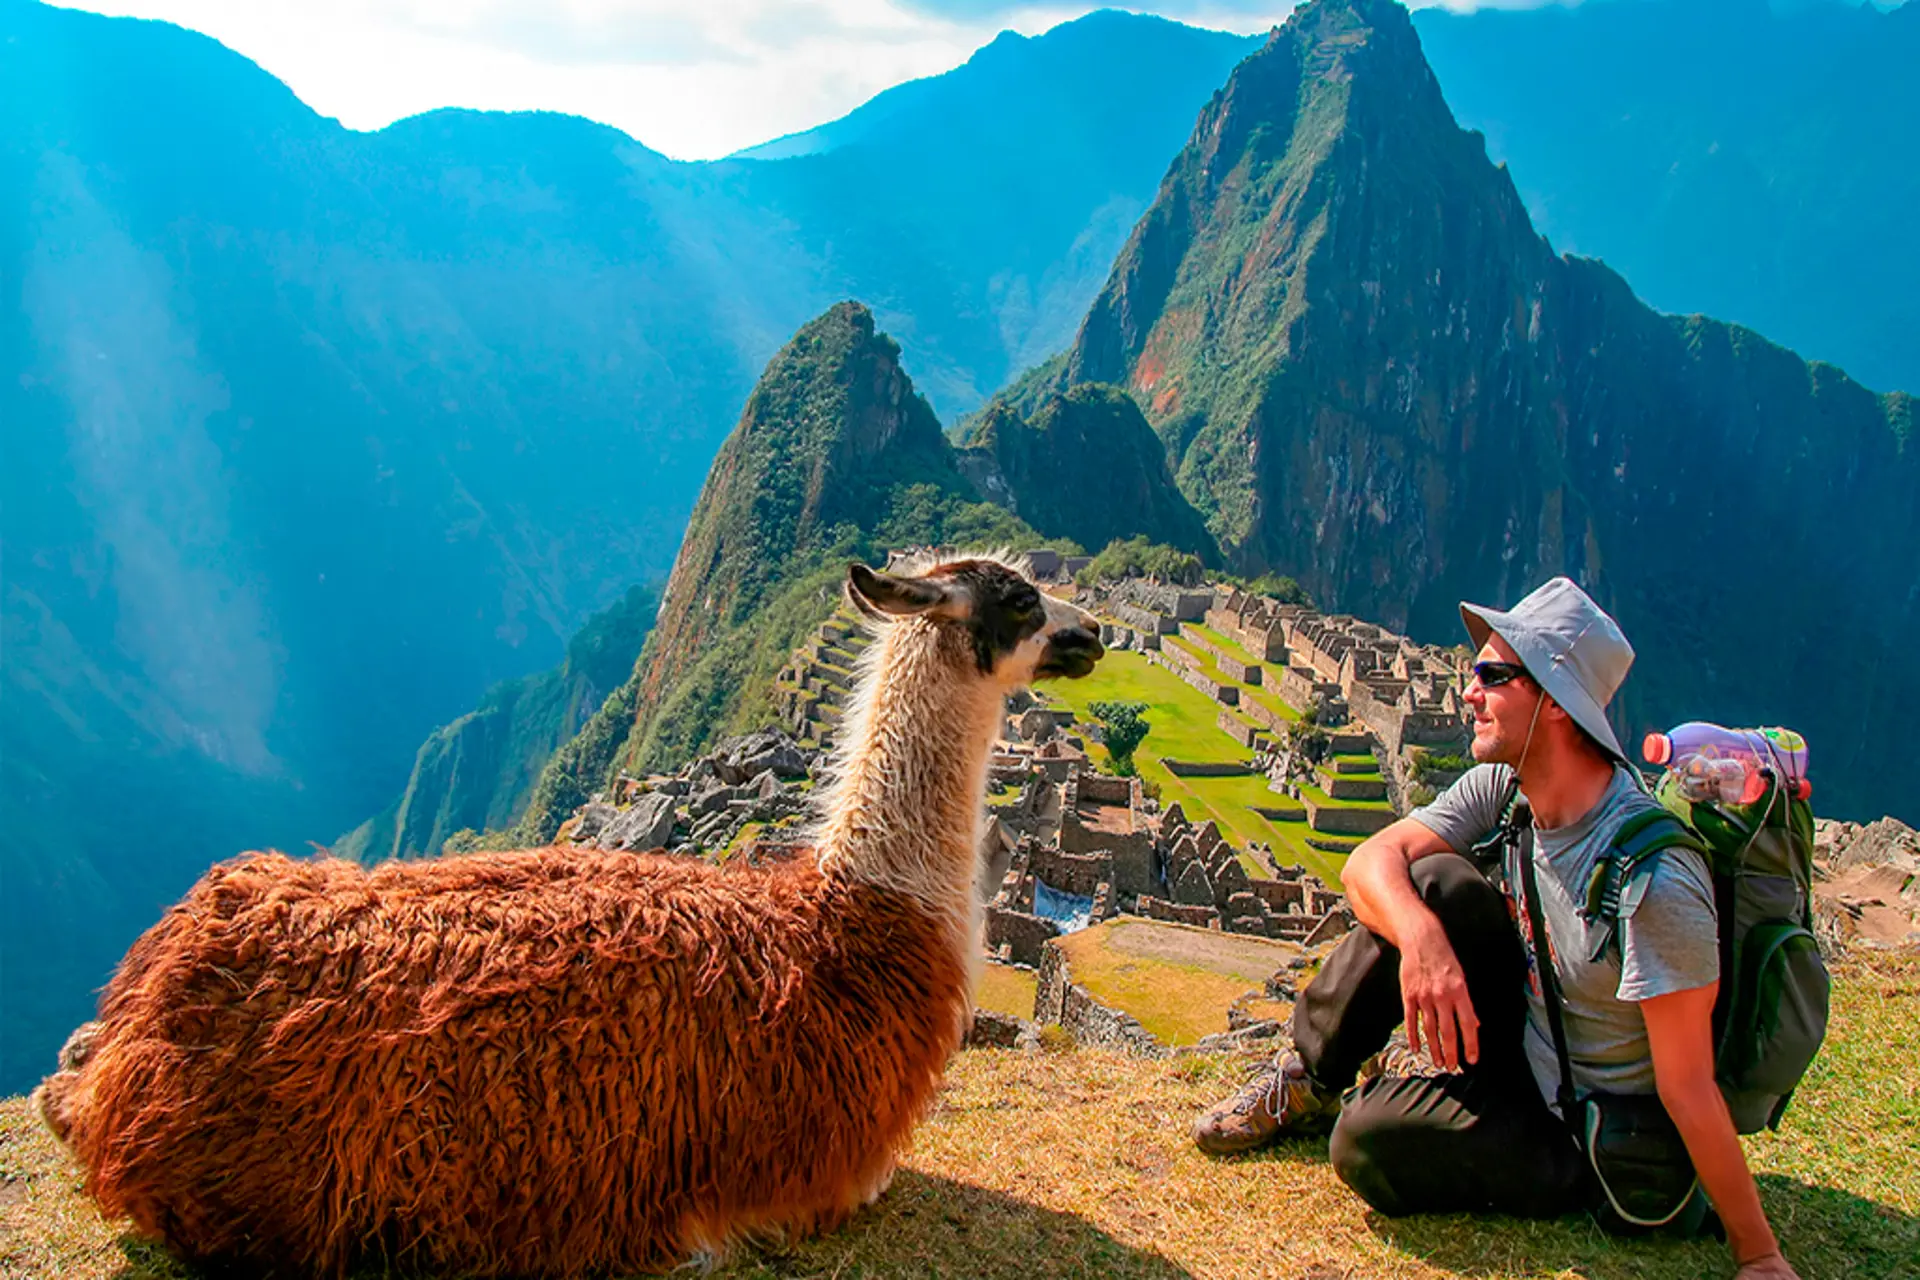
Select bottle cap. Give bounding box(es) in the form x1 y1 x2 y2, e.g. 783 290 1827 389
1643 732 1672 766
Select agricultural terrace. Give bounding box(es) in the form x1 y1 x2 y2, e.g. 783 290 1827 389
1036 650 1349 884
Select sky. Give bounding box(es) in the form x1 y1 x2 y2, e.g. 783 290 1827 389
59 0 1320 160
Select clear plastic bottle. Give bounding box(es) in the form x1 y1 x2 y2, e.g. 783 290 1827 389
1642 722 1811 804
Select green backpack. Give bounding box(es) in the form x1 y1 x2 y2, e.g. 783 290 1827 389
1589 771 1831 1134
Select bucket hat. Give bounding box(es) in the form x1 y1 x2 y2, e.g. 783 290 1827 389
1460 577 1633 763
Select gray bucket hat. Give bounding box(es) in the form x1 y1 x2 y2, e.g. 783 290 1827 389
1460 577 1634 763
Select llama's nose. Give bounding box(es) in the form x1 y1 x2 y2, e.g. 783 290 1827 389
1055 626 1104 659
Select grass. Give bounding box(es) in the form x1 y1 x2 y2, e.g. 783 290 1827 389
1298 780 1392 812
1054 919 1292 1046
7 955 1914 1279
1176 624 1301 725
1038 653 1345 883
975 964 1040 1021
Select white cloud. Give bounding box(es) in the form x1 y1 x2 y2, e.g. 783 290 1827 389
57 0 1312 159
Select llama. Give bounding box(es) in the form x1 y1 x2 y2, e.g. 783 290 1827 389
33 554 1104 1278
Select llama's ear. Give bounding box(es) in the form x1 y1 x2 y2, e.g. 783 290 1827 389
847 563 950 617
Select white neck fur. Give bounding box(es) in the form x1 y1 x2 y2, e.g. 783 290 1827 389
812 617 1002 946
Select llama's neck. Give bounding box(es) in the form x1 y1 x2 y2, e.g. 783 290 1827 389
814 623 1003 940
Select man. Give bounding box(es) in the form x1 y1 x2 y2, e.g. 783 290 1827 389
1191 578 1797 1279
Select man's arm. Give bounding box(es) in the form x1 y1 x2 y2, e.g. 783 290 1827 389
1641 985 1798 1279
1340 817 1480 1071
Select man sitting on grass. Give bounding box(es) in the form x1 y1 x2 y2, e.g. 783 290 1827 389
1191 578 1797 1279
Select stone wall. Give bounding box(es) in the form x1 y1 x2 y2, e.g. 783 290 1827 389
1218 709 1270 750
1180 629 1264 685
987 905 1061 967
1302 794 1394 836
1134 895 1220 928
1057 814 1157 900
1028 845 1110 898
1078 774 1136 806
1163 759 1256 777
1034 939 1165 1055
1112 602 1175 635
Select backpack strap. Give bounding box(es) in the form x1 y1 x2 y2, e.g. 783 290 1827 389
1464 772 1528 889
1580 809 1709 964
1516 816 1582 1129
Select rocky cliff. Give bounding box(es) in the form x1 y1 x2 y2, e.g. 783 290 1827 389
1027 0 1918 822
515 303 1044 840
959 382 1217 559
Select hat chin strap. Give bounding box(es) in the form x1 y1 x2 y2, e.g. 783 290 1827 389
1512 689 1548 786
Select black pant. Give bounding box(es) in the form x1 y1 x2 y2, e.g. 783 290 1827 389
1292 854 1594 1219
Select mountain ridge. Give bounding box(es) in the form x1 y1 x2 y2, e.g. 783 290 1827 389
1001 0 1917 823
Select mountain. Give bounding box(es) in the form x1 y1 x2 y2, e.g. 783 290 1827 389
1022 0 1917 823
510 302 1047 841
1414 0 1920 396
958 381 1218 558
336 583 660 862
0 2 1248 1094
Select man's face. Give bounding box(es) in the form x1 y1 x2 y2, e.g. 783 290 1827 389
1462 634 1545 766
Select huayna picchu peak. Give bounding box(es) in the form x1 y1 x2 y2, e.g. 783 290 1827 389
520 302 1048 832
1003 0 1916 824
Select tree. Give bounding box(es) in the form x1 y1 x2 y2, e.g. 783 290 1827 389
1088 700 1152 775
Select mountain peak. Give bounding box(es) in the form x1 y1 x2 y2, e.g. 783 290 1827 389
1023 0 1915 822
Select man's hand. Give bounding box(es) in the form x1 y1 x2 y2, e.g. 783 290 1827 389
1733 1252 1800 1279
1398 919 1479 1070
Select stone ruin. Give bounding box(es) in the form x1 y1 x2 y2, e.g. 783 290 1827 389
984 768 1156 965
1135 804 1354 946
567 728 819 859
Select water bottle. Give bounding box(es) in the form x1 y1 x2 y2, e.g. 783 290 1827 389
1642 722 1811 804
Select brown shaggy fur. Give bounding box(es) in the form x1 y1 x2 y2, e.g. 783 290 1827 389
33 555 1102 1278
35 846 969 1276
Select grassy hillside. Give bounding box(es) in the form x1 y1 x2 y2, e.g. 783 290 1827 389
5 954 1913 1278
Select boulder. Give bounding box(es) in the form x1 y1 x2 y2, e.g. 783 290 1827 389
595 792 677 852
689 783 737 818
1818 817 1920 872
570 800 616 843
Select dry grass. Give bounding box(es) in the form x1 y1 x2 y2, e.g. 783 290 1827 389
975 963 1040 1020
1054 920 1293 1046
6 956 1914 1280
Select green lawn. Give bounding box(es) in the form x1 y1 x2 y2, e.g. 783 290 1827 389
1040 652 1348 884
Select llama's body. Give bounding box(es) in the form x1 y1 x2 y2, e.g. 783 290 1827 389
40 846 966 1275
35 556 1102 1277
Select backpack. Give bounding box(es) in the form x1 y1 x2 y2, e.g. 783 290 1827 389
1628 770 1831 1134
1491 768 1831 1135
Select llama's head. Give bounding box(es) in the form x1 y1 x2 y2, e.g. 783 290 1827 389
845 557 1104 690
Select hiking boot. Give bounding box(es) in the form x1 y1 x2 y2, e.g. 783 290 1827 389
1358 1032 1444 1082
1192 1051 1341 1155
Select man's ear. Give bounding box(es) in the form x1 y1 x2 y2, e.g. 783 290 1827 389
846 563 951 617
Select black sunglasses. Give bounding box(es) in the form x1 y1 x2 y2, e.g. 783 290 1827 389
1472 660 1530 688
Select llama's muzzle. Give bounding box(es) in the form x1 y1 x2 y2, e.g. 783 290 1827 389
1037 625 1104 679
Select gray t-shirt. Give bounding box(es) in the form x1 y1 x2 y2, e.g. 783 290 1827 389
1410 763 1719 1110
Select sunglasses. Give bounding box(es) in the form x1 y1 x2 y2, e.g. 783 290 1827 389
1471 660 1530 688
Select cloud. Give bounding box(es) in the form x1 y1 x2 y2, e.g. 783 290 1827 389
894 0 1288 17
60 0 1303 158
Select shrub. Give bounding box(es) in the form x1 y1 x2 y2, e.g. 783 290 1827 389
1087 700 1151 773
1074 536 1204 587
